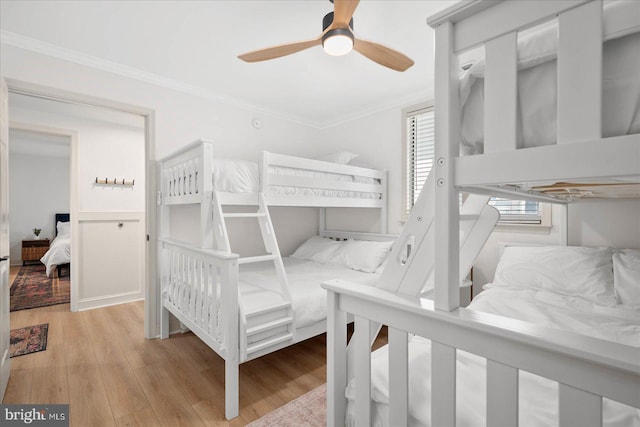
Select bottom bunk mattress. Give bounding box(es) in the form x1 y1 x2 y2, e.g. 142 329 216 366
345 288 640 427
239 257 380 329
346 246 640 426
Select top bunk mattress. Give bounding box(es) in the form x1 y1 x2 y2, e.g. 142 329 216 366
211 157 382 200
460 1 640 155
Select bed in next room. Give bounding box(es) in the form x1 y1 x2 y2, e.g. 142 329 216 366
40 213 70 278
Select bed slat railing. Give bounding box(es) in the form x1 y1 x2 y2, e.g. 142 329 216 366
161 140 213 205
558 1 602 144
324 281 640 427
159 238 240 419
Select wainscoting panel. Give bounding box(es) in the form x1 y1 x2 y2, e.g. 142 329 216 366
77 211 144 310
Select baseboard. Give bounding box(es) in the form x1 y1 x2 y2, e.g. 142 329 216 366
77 290 144 311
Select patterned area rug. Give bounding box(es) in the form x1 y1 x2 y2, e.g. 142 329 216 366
247 384 326 427
10 323 49 358
10 264 70 311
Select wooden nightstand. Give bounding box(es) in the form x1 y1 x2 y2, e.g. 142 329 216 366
22 239 50 265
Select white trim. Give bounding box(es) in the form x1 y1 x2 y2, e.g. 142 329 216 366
1 29 430 130
77 291 144 311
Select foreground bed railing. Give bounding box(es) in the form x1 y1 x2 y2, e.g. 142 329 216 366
324 280 640 427
159 238 240 418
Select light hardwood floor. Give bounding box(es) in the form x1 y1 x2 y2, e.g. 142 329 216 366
4 267 387 426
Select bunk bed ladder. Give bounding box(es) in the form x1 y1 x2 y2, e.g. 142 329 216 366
212 191 295 362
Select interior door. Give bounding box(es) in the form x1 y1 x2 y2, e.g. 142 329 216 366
0 76 11 400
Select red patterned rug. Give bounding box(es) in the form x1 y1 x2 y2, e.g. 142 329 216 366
10 323 49 358
247 384 326 427
10 264 70 311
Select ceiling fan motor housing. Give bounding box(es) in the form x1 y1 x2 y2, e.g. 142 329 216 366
322 12 354 47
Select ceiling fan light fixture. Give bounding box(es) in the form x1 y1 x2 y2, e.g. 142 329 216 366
322 28 354 56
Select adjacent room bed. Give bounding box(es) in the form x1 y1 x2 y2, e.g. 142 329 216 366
40 213 70 278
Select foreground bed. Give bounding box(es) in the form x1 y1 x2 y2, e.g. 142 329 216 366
326 1 640 426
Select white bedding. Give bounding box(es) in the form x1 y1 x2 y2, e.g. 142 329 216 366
345 286 640 427
239 257 380 328
460 0 640 155
40 234 71 277
210 158 381 199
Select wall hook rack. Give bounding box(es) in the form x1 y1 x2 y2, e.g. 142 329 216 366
95 177 135 186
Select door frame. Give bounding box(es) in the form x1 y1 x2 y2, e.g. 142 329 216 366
6 78 158 339
9 121 78 309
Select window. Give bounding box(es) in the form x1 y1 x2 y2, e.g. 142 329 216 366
403 104 434 216
403 103 550 229
488 198 544 225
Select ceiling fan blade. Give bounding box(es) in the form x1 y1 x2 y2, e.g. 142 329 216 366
238 37 322 62
331 0 360 28
353 38 415 72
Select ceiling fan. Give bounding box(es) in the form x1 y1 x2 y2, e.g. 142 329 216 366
237 0 414 72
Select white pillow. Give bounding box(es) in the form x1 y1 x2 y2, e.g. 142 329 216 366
212 158 259 193
315 151 359 165
57 221 70 237
290 236 342 264
331 239 393 273
613 249 640 306
493 246 616 305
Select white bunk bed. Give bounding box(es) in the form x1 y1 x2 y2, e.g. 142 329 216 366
157 139 390 420
325 1 640 426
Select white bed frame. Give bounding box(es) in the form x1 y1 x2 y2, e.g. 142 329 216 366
325 1 640 426
157 139 389 419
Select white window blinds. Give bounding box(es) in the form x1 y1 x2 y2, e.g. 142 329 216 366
406 106 435 213
404 104 543 225
489 198 542 224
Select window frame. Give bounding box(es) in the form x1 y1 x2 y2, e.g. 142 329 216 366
402 101 434 221
402 101 552 232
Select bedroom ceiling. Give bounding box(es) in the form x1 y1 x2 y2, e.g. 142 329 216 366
0 0 453 128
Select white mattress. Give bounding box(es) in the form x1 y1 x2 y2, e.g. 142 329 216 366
460 1 640 155
211 158 381 199
40 235 71 277
239 257 380 328
346 286 640 427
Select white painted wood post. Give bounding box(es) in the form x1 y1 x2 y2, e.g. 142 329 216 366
433 21 461 311
223 259 239 420
431 342 456 426
388 327 408 426
559 384 602 427
354 316 372 427
484 31 518 153
487 360 518 426
558 1 603 144
327 290 347 427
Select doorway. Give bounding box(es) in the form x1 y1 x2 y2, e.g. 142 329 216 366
8 124 72 314
5 79 156 339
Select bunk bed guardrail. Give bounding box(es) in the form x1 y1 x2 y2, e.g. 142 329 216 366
159 238 240 418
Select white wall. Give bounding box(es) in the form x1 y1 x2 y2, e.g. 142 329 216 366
9 152 70 264
319 108 404 235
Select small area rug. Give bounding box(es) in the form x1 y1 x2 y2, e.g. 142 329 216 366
247 384 326 427
10 264 70 311
10 323 49 358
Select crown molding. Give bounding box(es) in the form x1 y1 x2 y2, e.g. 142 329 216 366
0 30 323 128
1 30 426 131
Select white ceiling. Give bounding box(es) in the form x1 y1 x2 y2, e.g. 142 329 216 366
0 0 454 128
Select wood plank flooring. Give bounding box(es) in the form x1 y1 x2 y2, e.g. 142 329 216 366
4 267 387 426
